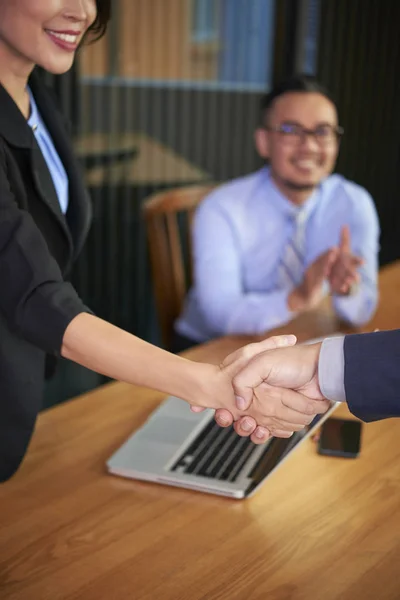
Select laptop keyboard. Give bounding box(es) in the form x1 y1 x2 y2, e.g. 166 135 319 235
170 419 259 482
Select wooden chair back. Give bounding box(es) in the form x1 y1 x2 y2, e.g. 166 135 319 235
143 184 216 348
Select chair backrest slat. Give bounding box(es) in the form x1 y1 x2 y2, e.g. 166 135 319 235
143 184 215 348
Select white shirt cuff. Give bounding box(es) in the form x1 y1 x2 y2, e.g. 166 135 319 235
318 336 347 402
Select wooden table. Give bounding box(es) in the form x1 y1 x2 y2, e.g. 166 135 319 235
74 132 210 186
1 264 400 600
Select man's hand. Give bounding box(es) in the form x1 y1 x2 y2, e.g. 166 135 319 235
214 342 330 443
288 248 338 313
329 226 364 295
190 335 328 443
232 342 324 404
190 334 297 416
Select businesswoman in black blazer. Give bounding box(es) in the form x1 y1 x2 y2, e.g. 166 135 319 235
0 0 323 482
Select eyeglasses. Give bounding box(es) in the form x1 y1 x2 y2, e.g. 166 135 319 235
266 122 344 146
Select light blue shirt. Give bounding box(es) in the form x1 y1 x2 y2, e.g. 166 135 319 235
27 87 69 214
176 167 380 341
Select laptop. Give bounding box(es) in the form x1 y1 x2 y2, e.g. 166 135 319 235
107 334 342 499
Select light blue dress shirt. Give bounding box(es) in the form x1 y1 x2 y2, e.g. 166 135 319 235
27 87 69 214
176 167 380 342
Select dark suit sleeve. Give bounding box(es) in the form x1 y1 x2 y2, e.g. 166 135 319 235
344 330 400 421
0 145 87 354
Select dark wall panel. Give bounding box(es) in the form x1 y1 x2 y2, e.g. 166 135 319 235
317 0 400 266
81 84 263 181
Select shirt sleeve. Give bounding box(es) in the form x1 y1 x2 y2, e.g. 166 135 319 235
0 143 88 354
318 336 347 402
332 190 380 326
192 201 295 336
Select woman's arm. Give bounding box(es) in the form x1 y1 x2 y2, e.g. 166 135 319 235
62 312 235 410
62 315 316 438
0 151 233 413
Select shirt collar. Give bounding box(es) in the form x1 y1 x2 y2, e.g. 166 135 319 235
261 165 322 221
27 86 40 132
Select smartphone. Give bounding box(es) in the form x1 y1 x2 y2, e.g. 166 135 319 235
318 417 362 458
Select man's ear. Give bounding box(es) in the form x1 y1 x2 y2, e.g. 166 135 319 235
254 127 270 159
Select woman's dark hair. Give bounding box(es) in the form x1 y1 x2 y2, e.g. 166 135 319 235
86 0 112 42
260 74 337 123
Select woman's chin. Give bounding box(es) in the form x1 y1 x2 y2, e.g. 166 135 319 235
38 56 75 75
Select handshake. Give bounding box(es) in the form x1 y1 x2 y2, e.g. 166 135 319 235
190 335 332 445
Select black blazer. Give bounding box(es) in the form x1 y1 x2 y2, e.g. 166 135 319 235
344 330 400 422
0 70 91 482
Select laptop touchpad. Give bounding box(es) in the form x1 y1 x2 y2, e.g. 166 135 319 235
140 416 200 446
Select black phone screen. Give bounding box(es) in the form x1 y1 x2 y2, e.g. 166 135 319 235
318 417 362 458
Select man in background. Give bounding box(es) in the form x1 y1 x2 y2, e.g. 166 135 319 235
173 75 380 351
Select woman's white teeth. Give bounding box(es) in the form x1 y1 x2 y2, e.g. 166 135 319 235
48 31 78 43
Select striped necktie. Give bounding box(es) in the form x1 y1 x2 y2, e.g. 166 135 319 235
277 210 307 289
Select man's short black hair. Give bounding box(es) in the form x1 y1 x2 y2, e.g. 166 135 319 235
260 74 337 123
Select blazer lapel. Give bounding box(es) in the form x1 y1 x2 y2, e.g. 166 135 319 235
30 136 74 238
0 74 74 263
29 70 92 260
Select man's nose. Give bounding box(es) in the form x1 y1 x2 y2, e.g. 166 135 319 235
299 131 320 151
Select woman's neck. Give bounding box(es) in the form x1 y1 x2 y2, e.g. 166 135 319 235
0 43 34 119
